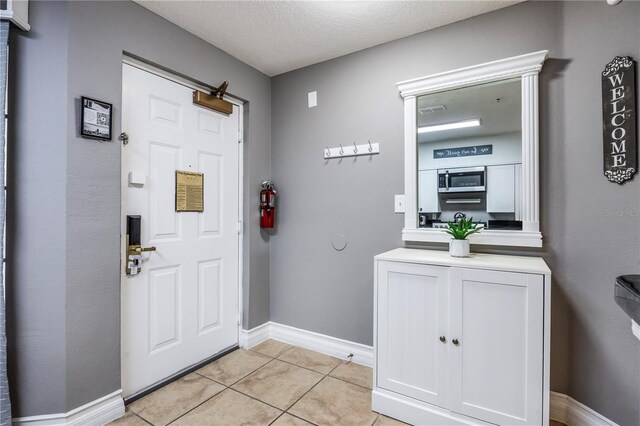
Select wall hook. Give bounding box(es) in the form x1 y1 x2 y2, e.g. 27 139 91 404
323 141 379 159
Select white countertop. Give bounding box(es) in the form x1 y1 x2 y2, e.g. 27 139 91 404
375 248 551 275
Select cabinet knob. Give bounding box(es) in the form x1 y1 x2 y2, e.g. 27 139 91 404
439 336 446 343
452 338 460 346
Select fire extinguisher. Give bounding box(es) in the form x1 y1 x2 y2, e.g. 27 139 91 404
260 180 276 229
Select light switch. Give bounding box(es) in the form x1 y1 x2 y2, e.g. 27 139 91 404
394 195 405 213
308 91 317 108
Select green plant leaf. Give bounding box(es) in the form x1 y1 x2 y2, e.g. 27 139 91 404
445 216 482 239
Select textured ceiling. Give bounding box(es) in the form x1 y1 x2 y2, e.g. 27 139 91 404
135 1 523 76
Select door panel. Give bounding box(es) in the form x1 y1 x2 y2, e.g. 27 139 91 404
122 63 240 397
198 110 222 135
149 96 181 126
198 152 222 236
149 143 181 240
197 259 222 334
377 261 449 408
449 268 543 425
149 266 182 353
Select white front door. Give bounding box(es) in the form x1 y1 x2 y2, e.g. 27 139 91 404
121 63 240 397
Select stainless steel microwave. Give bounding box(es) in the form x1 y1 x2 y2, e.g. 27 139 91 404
438 166 486 193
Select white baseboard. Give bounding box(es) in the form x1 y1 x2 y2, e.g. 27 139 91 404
550 391 619 426
12 390 125 426
270 322 374 367
239 321 271 349
239 321 374 367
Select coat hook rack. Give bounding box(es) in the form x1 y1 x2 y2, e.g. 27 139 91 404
324 140 380 159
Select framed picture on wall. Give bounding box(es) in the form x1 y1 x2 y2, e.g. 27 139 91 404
80 96 112 140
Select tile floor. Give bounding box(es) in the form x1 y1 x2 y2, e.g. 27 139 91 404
109 340 406 426
109 340 567 426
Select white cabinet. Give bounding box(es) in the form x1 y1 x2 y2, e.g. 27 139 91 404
373 249 551 426
418 170 440 213
487 164 515 213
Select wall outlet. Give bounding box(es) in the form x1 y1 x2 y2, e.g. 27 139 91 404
308 91 317 108
394 195 405 213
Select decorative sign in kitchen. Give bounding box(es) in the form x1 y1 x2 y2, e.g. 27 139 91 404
602 56 637 185
433 144 493 159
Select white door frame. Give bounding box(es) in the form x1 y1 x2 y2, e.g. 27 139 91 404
120 56 245 366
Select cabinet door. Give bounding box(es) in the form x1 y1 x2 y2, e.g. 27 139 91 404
418 170 440 213
449 268 544 425
486 164 515 213
377 261 449 408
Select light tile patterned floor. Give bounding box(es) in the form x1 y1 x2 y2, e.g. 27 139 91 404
109 340 407 426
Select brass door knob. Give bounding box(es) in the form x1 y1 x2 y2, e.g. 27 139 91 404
439 336 446 343
452 338 460 346
135 246 156 253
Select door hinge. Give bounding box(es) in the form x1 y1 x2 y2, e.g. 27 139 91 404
238 129 243 143
238 221 243 234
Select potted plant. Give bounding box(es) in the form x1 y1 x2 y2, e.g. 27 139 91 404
444 217 481 258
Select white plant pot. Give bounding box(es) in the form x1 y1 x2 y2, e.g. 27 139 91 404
449 239 470 258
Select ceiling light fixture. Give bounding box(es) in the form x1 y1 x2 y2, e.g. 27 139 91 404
418 118 481 134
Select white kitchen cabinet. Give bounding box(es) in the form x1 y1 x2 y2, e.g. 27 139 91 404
373 248 551 426
487 164 515 213
418 170 440 213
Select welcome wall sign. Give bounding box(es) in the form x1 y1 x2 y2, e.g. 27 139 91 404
602 56 637 185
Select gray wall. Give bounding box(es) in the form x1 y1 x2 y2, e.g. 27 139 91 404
271 2 640 424
7 0 271 416
6 1 69 415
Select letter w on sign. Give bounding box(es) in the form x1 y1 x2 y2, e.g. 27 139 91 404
602 56 637 184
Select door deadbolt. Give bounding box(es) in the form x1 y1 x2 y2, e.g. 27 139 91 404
125 215 156 276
